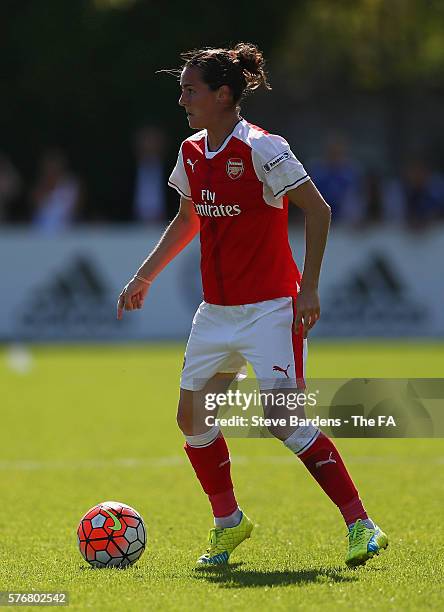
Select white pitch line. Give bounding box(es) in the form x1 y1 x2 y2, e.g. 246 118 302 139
0 455 442 471
0 457 185 471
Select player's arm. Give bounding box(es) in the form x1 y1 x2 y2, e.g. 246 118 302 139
287 180 331 336
136 196 199 281
117 197 199 319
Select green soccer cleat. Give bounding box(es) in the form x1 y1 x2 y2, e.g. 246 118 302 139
196 513 254 566
345 519 389 567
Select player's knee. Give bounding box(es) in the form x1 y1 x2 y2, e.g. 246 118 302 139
176 388 195 434
265 423 288 441
176 404 193 434
177 411 193 435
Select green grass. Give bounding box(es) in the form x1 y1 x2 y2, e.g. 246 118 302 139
1 342 443 611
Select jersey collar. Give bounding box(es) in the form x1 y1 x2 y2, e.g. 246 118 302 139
204 117 244 159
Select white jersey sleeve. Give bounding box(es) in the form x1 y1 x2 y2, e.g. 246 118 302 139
251 133 310 207
168 145 192 199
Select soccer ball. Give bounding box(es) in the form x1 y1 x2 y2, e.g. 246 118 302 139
77 501 146 568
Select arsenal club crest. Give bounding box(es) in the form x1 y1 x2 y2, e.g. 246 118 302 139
226 158 244 180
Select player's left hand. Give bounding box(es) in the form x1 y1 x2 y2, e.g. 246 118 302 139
294 287 320 338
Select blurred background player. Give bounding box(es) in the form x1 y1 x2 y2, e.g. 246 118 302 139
30 148 84 233
117 43 388 567
131 125 169 224
309 134 364 226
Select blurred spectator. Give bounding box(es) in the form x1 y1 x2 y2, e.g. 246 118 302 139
381 159 444 227
30 148 83 232
362 170 404 226
309 134 364 225
402 159 444 226
0 153 22 222
132 125 168 223
379 177 408 225
362 170 384 224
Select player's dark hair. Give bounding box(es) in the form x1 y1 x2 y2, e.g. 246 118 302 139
159 43 271 105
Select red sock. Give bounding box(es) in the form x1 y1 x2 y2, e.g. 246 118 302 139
184 434 238 518
298 432 368 525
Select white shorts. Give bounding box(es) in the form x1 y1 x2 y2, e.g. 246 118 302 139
180 297 307 391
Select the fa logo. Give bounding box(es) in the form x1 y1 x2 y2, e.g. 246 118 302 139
226 158 244 180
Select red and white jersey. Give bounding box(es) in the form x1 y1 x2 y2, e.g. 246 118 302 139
168 118 310 306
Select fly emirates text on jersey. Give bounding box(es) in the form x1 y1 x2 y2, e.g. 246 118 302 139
194 189 241 217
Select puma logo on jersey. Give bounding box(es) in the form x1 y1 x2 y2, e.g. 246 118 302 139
263 150 290 173
273 364 291 378
187 159 198 172
315 452 337 469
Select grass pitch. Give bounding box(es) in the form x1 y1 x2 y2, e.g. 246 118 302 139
1 341 443 611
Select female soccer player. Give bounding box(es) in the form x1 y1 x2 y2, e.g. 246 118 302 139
117 43 388 567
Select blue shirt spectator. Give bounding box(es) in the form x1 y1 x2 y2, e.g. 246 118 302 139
309 136 363 224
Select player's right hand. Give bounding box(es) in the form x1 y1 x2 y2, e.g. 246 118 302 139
117 277 150 320
294 286 320 338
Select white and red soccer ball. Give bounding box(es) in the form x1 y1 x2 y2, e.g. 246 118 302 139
77 501 146 568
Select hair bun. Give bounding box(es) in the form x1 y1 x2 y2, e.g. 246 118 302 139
232 42 270 95
233 42 263 75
